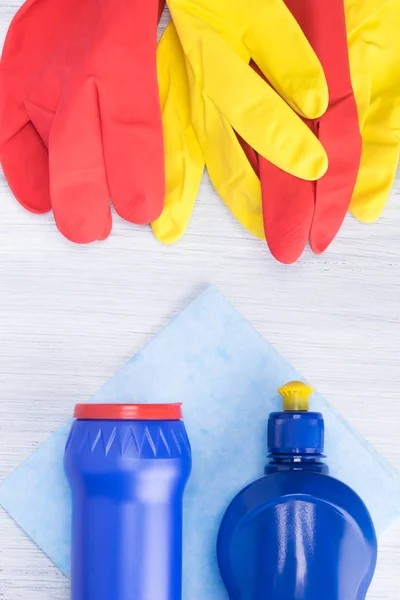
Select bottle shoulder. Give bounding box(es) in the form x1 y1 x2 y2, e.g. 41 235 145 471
229 470 364 505
64 418 192 465
218 470 376 546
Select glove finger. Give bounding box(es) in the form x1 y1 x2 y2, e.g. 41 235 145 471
1 121 51 214
49 80 111 243
152 23 204 244
199 101 265 240
99 2 164 225
200 35 327 181
0 96 51 213
100 81 164 225
100 89 164 226
245 0 328 119
260 154 315 264
350 102 400 223
310 98 361 254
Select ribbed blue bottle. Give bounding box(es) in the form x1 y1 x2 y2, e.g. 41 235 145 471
64 403 191 600
217 381 377 600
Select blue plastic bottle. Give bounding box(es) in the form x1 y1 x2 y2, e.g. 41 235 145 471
217 381 377 600
64 402 191 600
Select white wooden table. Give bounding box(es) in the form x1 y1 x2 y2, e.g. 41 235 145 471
1 3 400 598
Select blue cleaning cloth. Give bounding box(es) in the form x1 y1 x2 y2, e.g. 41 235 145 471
1 286 400 598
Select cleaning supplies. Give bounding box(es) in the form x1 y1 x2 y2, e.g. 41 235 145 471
64 402 191 600
1 0 398 253
217 381 377 599
1 289 399 597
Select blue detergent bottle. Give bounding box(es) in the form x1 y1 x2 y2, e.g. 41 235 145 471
217 381 377 600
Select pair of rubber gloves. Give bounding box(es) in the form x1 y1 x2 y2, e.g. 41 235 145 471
155 0 400 262
0 0 398 261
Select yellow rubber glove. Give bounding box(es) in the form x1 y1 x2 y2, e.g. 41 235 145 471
153 21 266 242
152 23 205 244
154 20 267 243
347 0 400 222
153 0 330 244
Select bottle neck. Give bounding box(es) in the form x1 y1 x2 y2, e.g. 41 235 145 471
266 453 329 475
267 409 326 474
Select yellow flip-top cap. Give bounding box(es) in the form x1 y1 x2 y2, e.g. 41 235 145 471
278 381 314 412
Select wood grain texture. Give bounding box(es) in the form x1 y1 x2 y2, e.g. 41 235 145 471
1 2 400 598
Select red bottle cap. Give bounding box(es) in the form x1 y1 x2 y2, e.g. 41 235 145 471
74 403 182 421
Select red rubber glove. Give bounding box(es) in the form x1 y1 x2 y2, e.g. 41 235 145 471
0 0 164 243
242 0 361 263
